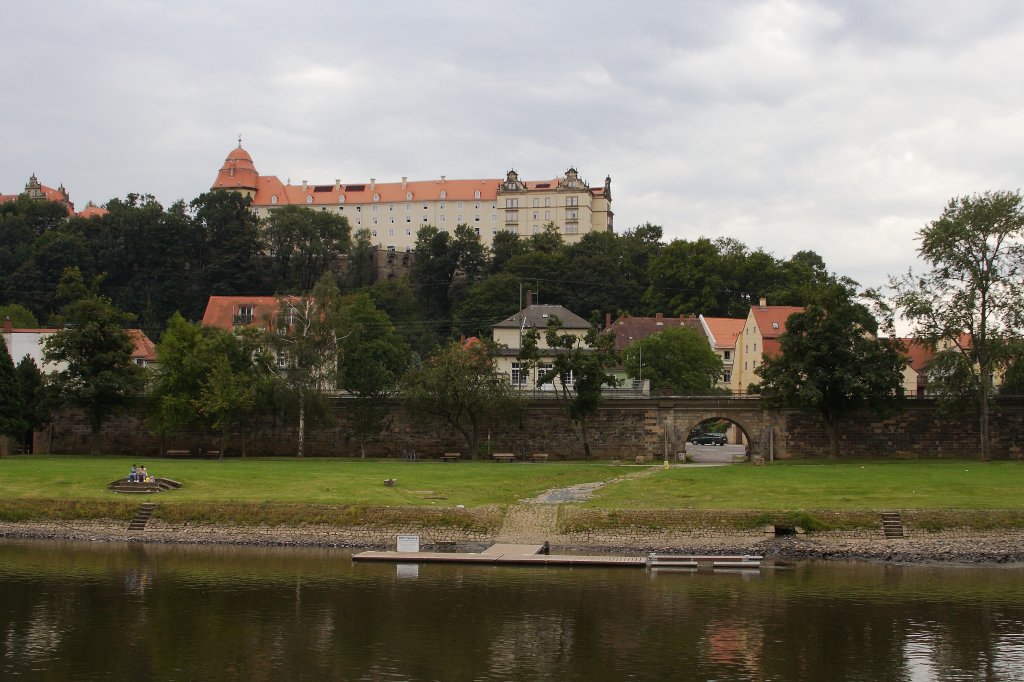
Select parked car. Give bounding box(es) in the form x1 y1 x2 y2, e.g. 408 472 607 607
689 432 728 446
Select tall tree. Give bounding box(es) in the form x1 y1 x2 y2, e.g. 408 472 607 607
15 356 50 453
519 315 620 459
757 284 906 458
0 340 27 452
403 340 520 457
42 269 144 453
883 191 1024 460
0 304 39 328
270 274 344 457
337 294 409 457
190 190 267 297
265 204 352 292
622 327 724 395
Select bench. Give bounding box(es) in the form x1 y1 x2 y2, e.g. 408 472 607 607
441 452 461 462
164 449 191 457
529 453 549 463
492 452 515 463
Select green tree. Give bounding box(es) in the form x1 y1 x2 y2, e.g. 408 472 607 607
452 273 523 339
0 340 27 450
42 270 144 453
190 190 267 297
757 284 906 458
15 356 50 452
883 191 1024 460
0 304 39 328
409 224 487 332
519 315 620 459
403 340 521 457
270 274 344 457
345 228 377 289
265 204 352 292
338 294 409 457
622 327 724 395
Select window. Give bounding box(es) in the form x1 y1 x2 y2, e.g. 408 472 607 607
235 304 254 324
505 211 518 223
440 190 447 200
505 198 518 208
373 218 378 224
423 215 429 222
423 203 428 210
356 206 361 212
567 196 578 207
511 362 528 386
406 227 411 235
474 214 480 222
373 205 378 212
772 322 780 329
566 224 578 234
532 198 539 207
440 215 446 223
533 212 538 220
723 370 732 383
545 211 551 220
271 195 278 205
406 192 413 201
458 202 464 210
387 245 396 252
474 227 480 235
135 358 146 367
492 214 497 222
474 190 481 199
373 193 380 202
724 350 731 360
389 204 393 211
306 195 313 204
405 203 411 211
338 195 345 203
537 363 553 387
544 197 551 207
567 210 578 219
457 214 463 222
474 202 480 209
277 350 288 369
390 217 395 224
406 217 411 223
371 229 378 237
388 228 394 236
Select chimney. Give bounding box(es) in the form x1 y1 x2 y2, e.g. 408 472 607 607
401 177 407 189
441 175 446 183
334 179 341 191
525 289 534 308
605 312 612 329
301 180 308 191
3 317 12 333
759 297 767 308
370 178 376 191
655 312 664 324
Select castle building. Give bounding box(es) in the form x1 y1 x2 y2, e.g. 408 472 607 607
0 174 107 218
211 142 613 251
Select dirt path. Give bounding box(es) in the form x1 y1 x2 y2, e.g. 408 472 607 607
496 466 659 542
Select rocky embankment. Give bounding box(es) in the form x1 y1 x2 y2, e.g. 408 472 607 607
2 518 1022 565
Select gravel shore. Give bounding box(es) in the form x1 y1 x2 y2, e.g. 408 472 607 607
2 519 1022 565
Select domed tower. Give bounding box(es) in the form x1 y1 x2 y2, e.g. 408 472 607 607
211 138 259 198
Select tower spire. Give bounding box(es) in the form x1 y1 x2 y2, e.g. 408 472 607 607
238 134 242 148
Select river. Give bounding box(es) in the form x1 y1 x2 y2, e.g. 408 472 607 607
1 539 1022 681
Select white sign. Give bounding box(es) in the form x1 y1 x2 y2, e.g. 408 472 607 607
397 535 420 552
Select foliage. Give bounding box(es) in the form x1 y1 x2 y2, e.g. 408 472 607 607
403 340 521 457
15 356 52 447
757 284 906 458
0 304 39 328
0 340 27 441
264 204 352 292
452 273 523 339
882 191 1024 459
42 269 144 452
622 326 724 394
337 294 410 457
519 315 620 459
269 274 345 456
190 190 267 298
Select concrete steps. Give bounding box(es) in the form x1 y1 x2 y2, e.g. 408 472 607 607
881 511 904 538
128 503 158 532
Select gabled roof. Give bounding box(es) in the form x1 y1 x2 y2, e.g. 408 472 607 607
700 316 745 350
200 295 300 331
126 329 157 362
251 176 502 207
751 305 803 339
492 304 589 330
607 313 705 352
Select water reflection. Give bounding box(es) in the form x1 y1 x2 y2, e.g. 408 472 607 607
1 539 1023 680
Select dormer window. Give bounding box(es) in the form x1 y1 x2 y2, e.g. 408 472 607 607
440 190 447 200
406 191 413 201
772 322 779 329
474 190 481 199
338 194 345 203
271 195 278 205
306 195 313 204
373 193 380 202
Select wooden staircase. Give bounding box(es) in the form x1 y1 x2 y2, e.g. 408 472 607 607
128 503 157 532
881 511 904 538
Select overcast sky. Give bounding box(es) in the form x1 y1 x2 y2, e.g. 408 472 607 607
4 1 1022 293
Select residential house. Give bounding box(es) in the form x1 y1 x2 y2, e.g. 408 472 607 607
729 299 804 394
212 142 612 251
699 315 746 389
1 318 157 372
200 295 303 369
605 312 706 390
491 303 591 390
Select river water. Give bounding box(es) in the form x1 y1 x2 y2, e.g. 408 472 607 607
1 539 1023 681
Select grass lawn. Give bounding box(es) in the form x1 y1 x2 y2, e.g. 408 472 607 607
1 456 1022 512
0 456 624 508
590 460 1024 510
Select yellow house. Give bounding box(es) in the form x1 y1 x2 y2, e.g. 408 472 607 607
730 299 803 394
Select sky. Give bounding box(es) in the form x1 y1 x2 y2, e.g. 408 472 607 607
4 0 1023 294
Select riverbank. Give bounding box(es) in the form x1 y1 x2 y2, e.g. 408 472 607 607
2 518 1022 565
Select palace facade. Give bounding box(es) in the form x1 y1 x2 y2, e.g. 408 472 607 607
211 143 613 251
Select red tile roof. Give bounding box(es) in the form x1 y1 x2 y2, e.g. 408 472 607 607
701 316 745 350
126 329 158 362
751 306 803 338
607 313 705 352
200 295 301 331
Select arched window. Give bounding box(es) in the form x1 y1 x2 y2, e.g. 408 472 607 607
306 195 313 205
271 195 278 205
406 191 413 201
373 193 380 202
338 194 345 204
474 190 481 199
440 190 447 200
